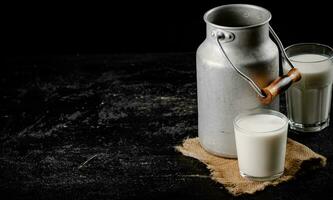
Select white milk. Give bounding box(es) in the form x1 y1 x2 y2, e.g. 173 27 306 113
235 113 288 179
283 54 333 128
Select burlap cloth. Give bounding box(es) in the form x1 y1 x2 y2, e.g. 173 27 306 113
176 137 326 196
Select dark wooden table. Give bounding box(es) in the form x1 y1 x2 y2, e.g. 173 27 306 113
1 53 332 200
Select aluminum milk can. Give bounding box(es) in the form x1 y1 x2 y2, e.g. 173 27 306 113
196 4 301 158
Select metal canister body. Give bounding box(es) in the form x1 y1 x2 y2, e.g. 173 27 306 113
196 4 279 157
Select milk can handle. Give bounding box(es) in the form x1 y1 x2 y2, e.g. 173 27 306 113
214 25 301 105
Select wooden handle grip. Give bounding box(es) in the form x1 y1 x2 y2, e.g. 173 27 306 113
260 68 302 105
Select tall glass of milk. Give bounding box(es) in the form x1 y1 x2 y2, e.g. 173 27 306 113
234 109 288 181
283 43 333 132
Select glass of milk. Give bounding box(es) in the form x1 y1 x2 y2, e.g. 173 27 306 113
234 109 288 181
283 43 333 132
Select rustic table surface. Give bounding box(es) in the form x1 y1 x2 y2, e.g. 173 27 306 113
1 53 332 200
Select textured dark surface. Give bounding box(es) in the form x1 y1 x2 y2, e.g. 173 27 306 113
1 53 333 200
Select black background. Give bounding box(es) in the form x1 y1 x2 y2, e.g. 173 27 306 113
4 0 333 55
2 1 333 199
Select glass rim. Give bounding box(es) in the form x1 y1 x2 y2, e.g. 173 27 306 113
285 43 333 64
233 108 288 134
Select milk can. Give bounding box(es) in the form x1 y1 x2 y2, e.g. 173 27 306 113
196 4 301 158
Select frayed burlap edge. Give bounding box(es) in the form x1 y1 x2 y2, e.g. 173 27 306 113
175 137 326 196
